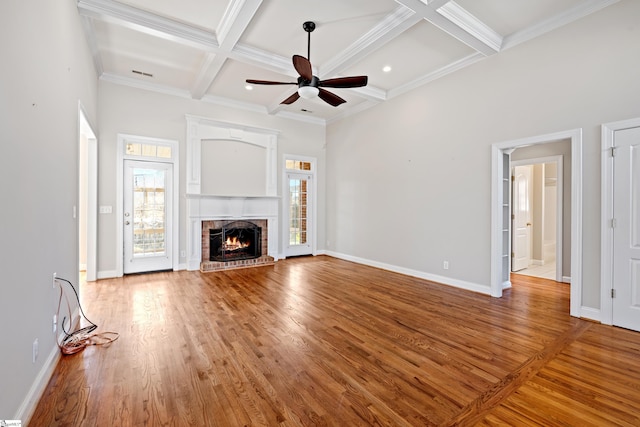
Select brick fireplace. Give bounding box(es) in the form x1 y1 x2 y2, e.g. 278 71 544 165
200 219 274 272
186 194 279 272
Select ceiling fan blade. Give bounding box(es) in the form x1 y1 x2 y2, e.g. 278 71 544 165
318 88 346 107
292 55 313 81
246 79 297 85
280 91 300 105
318 76 368 88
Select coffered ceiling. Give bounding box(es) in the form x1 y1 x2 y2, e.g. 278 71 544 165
77 0 619 124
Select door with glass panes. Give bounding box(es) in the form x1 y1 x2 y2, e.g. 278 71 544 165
123 160 173 273
286 170 313 257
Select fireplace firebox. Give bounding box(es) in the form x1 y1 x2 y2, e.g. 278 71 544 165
209 221 262 262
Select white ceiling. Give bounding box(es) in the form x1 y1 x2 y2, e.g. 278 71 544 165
78 0 618 124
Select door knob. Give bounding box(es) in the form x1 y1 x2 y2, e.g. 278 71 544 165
526 222 532 226
125 221 130 225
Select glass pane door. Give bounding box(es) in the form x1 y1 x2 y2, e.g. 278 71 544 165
286 173 312 256
124 160 173 273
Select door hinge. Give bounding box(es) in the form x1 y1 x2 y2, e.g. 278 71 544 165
611 288 616 298
511 175 515 181
611 218 617 228
511 252 515 258
611 146 617 157
512 214 515 220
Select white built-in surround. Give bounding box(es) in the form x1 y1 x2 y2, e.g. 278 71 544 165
185 115 280 270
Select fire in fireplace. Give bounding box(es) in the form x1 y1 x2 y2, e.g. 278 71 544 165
209 221 262 262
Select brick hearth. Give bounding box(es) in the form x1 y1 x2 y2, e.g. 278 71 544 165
200 219 274 272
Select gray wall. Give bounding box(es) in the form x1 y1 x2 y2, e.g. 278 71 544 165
325 0 640 311
0 0 98 419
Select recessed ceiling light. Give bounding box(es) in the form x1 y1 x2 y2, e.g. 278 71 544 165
245 85 253 91
382 65 392 73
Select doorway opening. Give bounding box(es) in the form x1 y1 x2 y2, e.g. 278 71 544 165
510 155 564 283
78 104 97 283
491 128 582 318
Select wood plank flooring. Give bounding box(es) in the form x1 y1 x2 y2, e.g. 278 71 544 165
30 256 640 426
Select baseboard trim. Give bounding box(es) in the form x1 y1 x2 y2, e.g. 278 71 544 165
14 341 60 423
96 270 118 279
580 306 601 323
324 251 490 296
15 308 80 423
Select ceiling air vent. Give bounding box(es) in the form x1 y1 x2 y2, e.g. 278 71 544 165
132 69 153 77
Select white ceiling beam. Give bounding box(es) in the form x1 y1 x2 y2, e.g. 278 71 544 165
436 2 503 52
191 0 263 99
426 0 452 9
395 0 502 56
320 6 422 79
231 44 298 78
77 0 219 52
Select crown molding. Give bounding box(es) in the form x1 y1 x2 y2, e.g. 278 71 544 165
502 0 621 50
274 111 327 126
200 94 267 114
79 15 103 76
100 72 192 99
77 0 219 51
326 99 381 125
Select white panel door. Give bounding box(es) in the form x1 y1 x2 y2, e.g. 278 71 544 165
512 165 532 271
123 160 173 274
285 172 312 257
613 127 640 331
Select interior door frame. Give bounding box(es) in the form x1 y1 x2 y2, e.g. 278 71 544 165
601 117 640 326
491 128 582 318
511 156 564 282
511 164 533 272
78 103 97 282
116 134 179 277
282 154 317 258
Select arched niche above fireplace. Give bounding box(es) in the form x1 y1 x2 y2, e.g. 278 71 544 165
186 115 278 196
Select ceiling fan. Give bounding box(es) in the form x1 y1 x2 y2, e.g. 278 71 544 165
246 21 368 107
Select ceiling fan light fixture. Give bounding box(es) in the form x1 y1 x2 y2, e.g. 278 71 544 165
298 86 319 99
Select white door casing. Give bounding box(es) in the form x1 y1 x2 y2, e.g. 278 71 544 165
512 165 532 271
491 128 582 318
285 172 313 257
123 160 173 274
611 126 640 331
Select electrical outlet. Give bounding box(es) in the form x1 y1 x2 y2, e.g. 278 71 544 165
443 261 449 270
53 314 57 334
52 272 57 288
32 338 39 363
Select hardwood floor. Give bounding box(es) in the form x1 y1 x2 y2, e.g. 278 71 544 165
30 256 640 426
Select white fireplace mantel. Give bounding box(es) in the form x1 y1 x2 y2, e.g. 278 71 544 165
186 194 280 270
184 115 280 271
